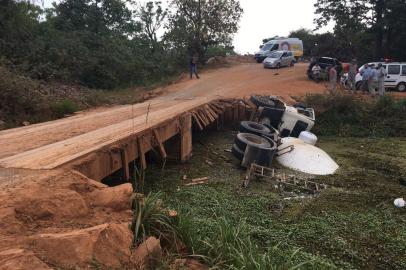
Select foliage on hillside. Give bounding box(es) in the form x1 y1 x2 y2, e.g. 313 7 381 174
0 0 242 89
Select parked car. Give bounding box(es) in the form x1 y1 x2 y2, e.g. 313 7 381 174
307 57 343 80
255 37 303 63
342 62 406 92
263 51 295 69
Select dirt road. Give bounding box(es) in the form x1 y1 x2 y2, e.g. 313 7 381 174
0 63 324 164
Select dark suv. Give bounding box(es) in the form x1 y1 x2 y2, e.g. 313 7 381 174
307 57 342 79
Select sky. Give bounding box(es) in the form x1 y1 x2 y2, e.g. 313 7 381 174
43 0 331 54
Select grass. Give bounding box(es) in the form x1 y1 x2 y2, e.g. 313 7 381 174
143 130 406 269
303 94 406 137
51 99 79 118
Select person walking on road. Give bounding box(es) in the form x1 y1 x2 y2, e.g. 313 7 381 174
360 64 371 93
189 54 200 79
376 63 387 97
329 66 337 94
348 59 358 92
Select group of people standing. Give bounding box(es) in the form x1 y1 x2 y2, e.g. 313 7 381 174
319 60 387 97
345 60 387 97
358 62 387 96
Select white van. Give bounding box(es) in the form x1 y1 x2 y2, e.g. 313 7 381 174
255 38 303 63
348 62 406 92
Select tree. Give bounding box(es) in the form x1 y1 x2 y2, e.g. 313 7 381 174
314 0 406 61
165 0 243 60
50 0 136 36
136 1 168 46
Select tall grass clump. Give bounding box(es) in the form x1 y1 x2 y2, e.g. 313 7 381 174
304 94 406 137
176 209 333 269
131 192 177 247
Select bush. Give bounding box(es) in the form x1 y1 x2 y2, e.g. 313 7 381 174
51 99 78 118
304 94 406 137
0 66 53 126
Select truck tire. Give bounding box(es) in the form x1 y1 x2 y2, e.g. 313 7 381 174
231 144 244 161
239 121 271 136
250 95 275 108
234 133 271 152
397 82 406 92
241 141 272 168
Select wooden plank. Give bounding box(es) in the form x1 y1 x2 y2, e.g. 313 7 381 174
194 111 208 127
203 106 216 122
232 104 240 127
224 105 233 124
152 129 167 159
198 109 211 125
243 97 257 109
191 112 204 130
206 105 218 119
209 104 222 115
238 102 246 121
120 148 130 181
212 103 225 113
137 136 147 170
180 113 192 162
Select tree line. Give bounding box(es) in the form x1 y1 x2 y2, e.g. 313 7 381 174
0 0 243 89
282 0 406 63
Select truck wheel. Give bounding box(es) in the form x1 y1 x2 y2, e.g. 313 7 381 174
231 144 244 161
397 82 406 92
250 95 275 108
239 121 271 136
234 133 271 152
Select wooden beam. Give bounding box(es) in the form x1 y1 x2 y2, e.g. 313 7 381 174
120 148 130 181
180 113 192 162
137 136 147 170
238 102 246 121
152 129 167 159
206 105 218 119
192 112 204 130
198 109 210 125
203 107 215 122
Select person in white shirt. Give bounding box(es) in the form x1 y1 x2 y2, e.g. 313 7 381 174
376 63 387 96
312 64 321 82
348 59 358 92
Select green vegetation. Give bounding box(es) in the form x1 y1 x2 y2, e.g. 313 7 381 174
51 99 78 118
131 192 177 247
141 96 406 269
0 0 242 90
284 1 406 62
304 94 406 137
